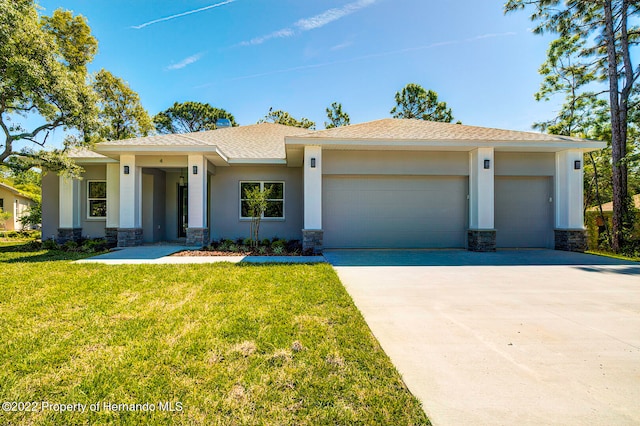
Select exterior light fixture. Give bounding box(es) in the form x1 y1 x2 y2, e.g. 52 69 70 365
484 159 490 169
123 165 130 175
179 175 185 187
311 158 316 168
192 165 198 175
574 160 581 170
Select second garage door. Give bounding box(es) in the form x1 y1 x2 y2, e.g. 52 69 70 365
323 175 468 248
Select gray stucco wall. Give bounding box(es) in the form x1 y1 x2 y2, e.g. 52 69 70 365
41 171 59 240
495 152 555 176
323 150 469 175
210 166 303 241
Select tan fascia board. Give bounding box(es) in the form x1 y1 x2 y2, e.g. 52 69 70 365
285 137 606 151
95 145 230 163
226 158 288 165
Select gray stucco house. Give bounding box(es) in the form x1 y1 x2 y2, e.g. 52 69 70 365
41 118 605 252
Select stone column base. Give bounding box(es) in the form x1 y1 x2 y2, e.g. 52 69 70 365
302 229 323 254
105 228 118 247
57 228 82 244
186 227 210 247
467 229 496 252
554 229 587 252
117 228 143 247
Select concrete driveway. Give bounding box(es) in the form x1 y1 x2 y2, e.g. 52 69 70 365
325 250 640 426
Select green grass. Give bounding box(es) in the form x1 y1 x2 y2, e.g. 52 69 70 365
586 249 640 262
0 243 429 425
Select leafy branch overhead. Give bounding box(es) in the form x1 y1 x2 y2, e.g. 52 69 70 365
154 101 237 134
325 102 350 129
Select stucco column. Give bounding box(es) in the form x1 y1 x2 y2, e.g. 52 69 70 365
554 149 586 251
105 163 120 246
57 175 82 243
467 147 496 251
186 155 209 246
118 154 143 247
303 145 323 253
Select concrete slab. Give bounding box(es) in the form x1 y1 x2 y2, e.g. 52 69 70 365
327 249 640 426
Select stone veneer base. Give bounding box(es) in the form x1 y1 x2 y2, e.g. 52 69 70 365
105 227 118 247
467 229 497 252
554 229 587 252
186 227 210 247
117 228 143 247
302 229 323 254
57 228 82 244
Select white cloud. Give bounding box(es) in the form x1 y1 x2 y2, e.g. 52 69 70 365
132 0 236 30
167 53 204 70
238 0 378 46
330 41 354 51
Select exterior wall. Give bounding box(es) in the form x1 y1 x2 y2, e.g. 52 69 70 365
210 166 303 241
323 150 469 176
41 172 59 239
80 165 107 238
0 188 33 231
495 152 555 176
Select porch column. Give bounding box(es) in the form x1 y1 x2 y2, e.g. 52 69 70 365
554 149 586 251
118 154 143 247
105 163 120 246
303 145 323 254
186 154 209 246
57 175 82 243
468 147 496 251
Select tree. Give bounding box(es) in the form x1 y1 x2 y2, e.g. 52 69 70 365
0 2 98 170
390 83 454 122
91 69 153 141
244 185 272 248
325 102 350 129
505 0 639 253
154 101 237 134
258 107 315 129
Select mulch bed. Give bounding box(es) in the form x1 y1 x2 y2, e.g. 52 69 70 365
171 250 304 257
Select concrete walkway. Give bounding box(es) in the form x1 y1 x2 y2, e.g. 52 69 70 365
326 249 640 426
76 246 324 264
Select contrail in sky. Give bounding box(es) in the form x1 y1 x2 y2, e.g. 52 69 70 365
132 0 236 29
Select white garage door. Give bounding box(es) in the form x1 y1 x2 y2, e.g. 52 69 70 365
323 175 468 248
495 176 554 248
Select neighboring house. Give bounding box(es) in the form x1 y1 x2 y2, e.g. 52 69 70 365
587 194 640 212
41 118 605 252
0 182 36 231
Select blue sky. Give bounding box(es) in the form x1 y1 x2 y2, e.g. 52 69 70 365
35 0 558 141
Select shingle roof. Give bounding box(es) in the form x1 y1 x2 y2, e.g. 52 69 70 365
67 147 109 159
587 194 640 212
0 181 35 201
96 123 312 159
296 118 589 143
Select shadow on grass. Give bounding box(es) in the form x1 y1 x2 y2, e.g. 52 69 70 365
0 244 92 263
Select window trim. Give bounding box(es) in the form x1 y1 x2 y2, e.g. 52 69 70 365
87 180 107 220
239 181 285 220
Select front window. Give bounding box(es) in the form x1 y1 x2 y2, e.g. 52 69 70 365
240 181 284 219
87 180 107 218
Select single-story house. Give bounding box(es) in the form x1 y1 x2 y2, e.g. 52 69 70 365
587 194 640 212
41 118 605 252
0 182 36 231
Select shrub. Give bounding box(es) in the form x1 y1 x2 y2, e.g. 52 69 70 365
257 246 267 255
271 239 286 250
272 245 285 255
42 239 59 250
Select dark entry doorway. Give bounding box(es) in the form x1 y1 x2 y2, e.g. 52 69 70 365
178 185 188 238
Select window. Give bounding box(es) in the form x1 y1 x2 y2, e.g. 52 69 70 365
87 181 107 218
0 198 3 211
240 181 284 219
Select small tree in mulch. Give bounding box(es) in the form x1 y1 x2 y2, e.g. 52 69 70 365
244 185 272 249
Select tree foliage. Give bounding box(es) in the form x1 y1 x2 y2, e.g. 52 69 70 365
505 0 640 252
258 107 315 129
0 1 98 168
390 83 454 122
154 101 237 134
244 185 272 248
324 102 350 129
91 69 153 141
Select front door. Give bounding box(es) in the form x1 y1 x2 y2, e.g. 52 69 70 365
178 185 188 238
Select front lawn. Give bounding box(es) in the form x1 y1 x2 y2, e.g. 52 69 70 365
0 244 429 425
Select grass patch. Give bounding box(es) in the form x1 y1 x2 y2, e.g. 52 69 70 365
0 244 429 425
586 249 640 262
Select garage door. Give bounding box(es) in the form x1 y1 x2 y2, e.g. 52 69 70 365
323 175 467 248
495 176 554 248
